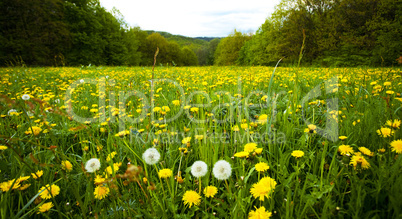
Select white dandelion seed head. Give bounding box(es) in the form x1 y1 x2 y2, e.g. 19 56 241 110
191 161 208 178
142 148 160 165
212 160 232 180
80 79 84 83
7 109 17 116
21 94 30 101
85 158 101 173
55 99 60 104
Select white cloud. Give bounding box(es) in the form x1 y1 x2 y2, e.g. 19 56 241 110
99 0 280 37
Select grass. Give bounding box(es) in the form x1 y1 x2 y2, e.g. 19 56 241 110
0 66 401 218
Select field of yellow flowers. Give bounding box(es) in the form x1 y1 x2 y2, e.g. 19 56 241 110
0 66 402 218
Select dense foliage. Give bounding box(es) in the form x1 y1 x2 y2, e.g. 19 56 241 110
0 0 202 66
233 0 402 67
0 0 400 67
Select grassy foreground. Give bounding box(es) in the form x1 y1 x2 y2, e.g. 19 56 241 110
0 66 402 218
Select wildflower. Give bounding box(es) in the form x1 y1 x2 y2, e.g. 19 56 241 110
172 100 180 106
32 170 43 179
234 151 249 159
358 147 374 156
162 106 170 112
195 135 204 140
94 185 110 200
244 143 257 153
182 190 201 208
291 150 304 158
386 119 401 129
248 206 272 219
0 179 21 192
106 151 117 162
158 169 173 178
212 160 232 180
190 107 199 113
22 94 30 100
304 124 317 133
390 140 402 154
25 126 42 135
350 154 370 169
255 162 270 172
182 137 191 145
85 158 101 173
338 145 354 156
378 148 386 153
376 127 394 137
94 175 106 184
232 125 240 132
153 107 161 113
7 109 18 116
142 148 161 165
258 114 268 124
250 176 277 201
38 184 60 199
37 202 53 214
254 148 263 155
339 136 347 140
203 186 218 198
106 163 121 175
0 145 7 150
191 161 208 178
61 160 73 172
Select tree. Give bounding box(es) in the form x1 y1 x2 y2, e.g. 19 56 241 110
214 30 251 66
181 46 199 66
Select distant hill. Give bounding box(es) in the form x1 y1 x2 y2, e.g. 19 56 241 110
145 30 220 49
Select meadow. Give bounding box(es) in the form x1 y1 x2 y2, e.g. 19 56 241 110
0 66 402 218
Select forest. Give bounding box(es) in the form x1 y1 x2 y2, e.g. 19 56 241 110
0 0 400 67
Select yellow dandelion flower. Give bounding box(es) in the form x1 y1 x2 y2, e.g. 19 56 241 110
0 145 7 150
61 160 73 172
338 145 354 156
250 177 277 201
376 127 394 137
390 140 402 154
203 186 218 198
182 190 201 207
25 126 42 135
234 151 249 158
106 163 121 175
37 202 53 214
94 185 110 200
158 169 173 178
358 147 374 156
172 100 180 106
386 119 401 129
38 184 60 199
94 175 106 184
32 170 43 179
255 162 270 172
338 136 347 140
0 179 21 192
258 114 268 124
291 150 304 158
254 148 263 155
350 154 370 169
244 143 257 153
249 206 272 219
378 148 386 153
106 151 117 162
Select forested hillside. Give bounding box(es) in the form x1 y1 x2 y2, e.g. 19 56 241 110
0 0 400 67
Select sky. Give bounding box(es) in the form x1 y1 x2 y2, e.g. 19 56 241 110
99 0 281 37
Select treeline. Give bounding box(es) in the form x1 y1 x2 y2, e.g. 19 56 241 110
0 0 204 66
215 0 401 67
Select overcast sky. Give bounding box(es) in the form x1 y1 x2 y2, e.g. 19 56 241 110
99 0 281 37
